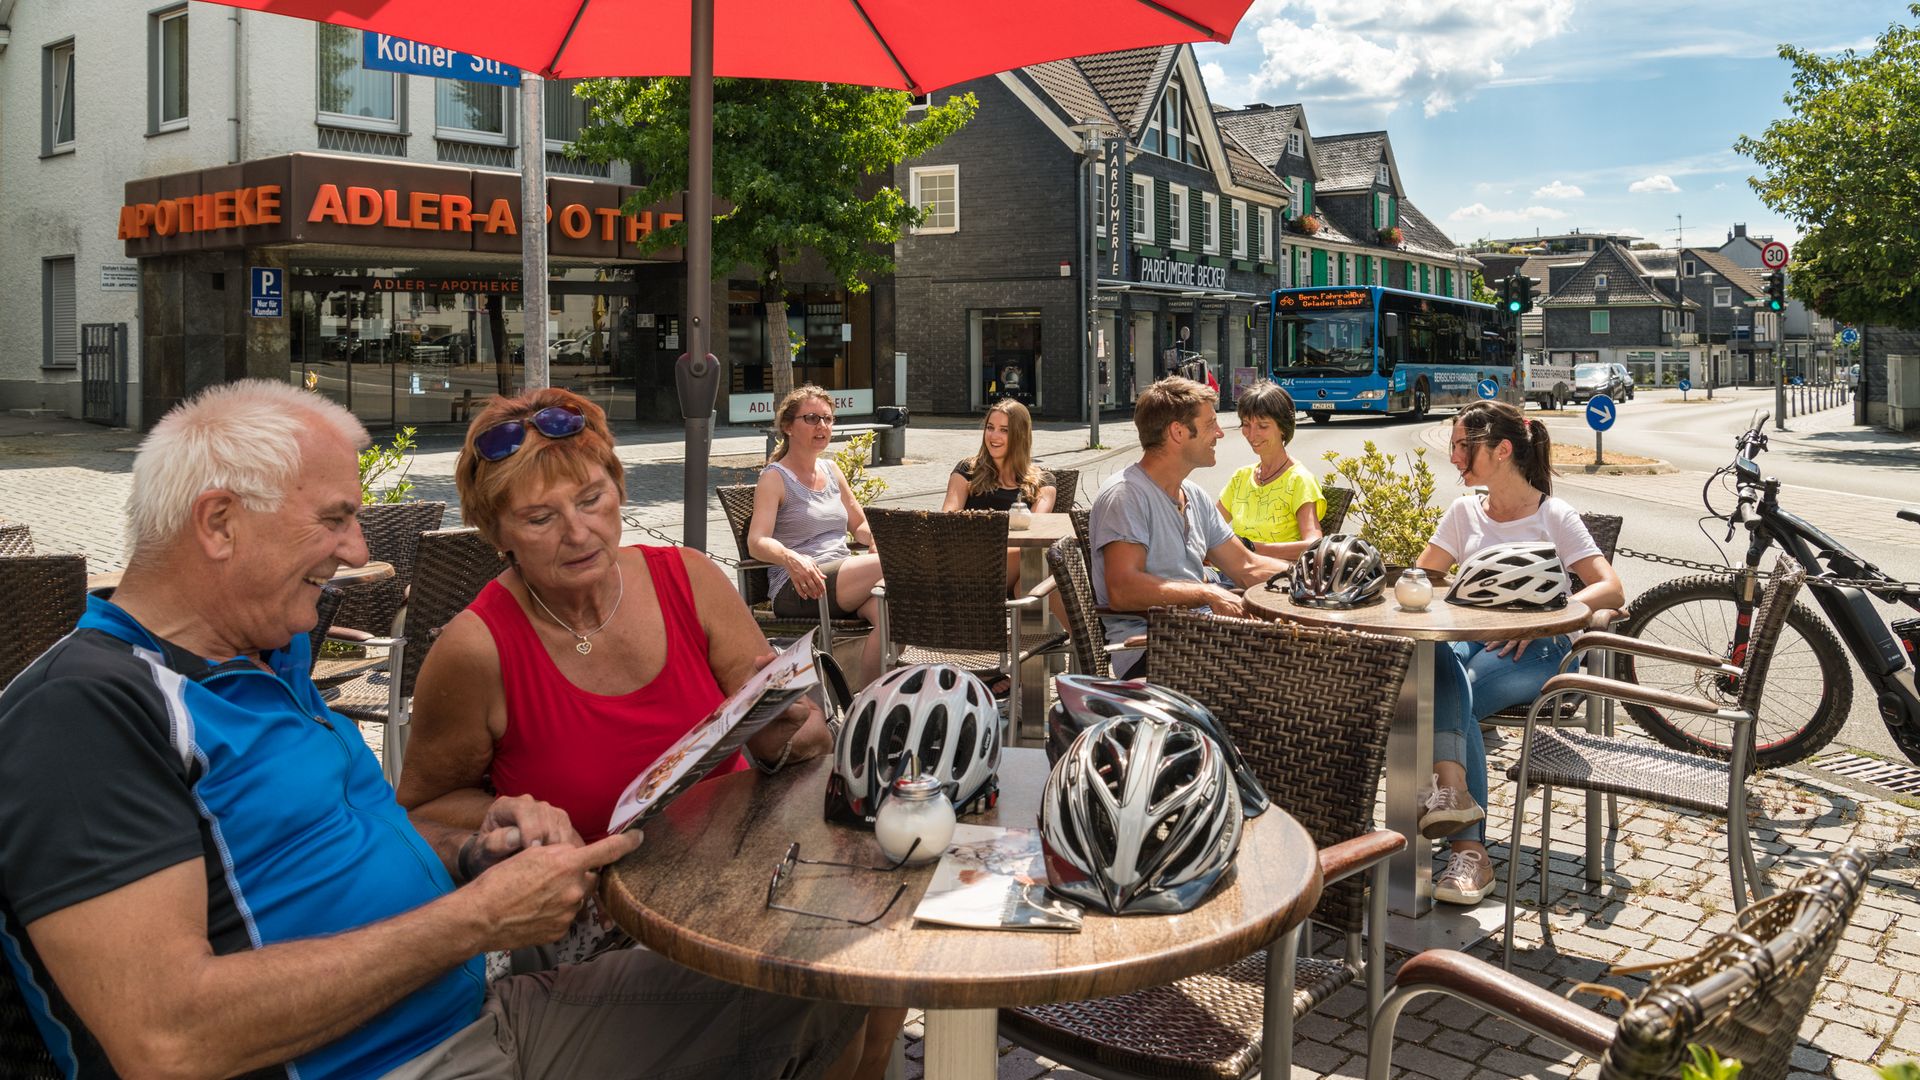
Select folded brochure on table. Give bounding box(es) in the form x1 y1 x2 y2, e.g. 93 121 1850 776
912 824 1083 932
606 629 818 836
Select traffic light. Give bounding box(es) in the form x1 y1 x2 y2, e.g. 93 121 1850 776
1765 269 1786 313
1514 274 1534 315
1502 275 1523 315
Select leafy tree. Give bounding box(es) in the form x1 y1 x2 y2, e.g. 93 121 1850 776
1736 6 1920 327
1468 270 1500 306
569 79 975 399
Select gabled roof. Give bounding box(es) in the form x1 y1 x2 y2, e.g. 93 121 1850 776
1312 131 1399 194
1221 130 1287 197
1022 58 1120 128
1541 243 1688 307
1307 194 1471 266
1393 201 1469 264
1687 248 1766 295
1075 47 1176 137
1214 103 1322 179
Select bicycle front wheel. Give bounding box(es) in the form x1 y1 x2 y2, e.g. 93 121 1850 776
1617 573 1852 767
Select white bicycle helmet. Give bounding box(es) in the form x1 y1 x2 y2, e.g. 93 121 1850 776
1040 712 1243 915
825 663 1001 827
1290 533 1387 610
1446 541 1569 610
1047 675 1269 818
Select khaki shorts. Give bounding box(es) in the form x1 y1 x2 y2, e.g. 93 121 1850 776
383 949 864 1080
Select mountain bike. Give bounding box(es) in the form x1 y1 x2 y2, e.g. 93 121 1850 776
1616 414 1920 767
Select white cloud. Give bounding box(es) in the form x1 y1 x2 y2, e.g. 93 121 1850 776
1532 180 1585 200
1236 0 1578 122
1447 203 1569 225
1628 174 1682 194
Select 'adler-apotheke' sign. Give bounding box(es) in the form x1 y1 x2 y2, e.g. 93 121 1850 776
1136 256 1227 291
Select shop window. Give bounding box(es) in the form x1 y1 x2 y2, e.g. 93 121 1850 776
316 25 401 130
1202 192 1218 254
150 7 189 133
437 80 510 143
44 39 76 154
1590 310 1611 335
1168 184 1188 249
42 257 77 369
974 309 1043 409
910 165 958 233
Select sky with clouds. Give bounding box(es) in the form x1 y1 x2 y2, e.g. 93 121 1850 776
1195 0 1896 250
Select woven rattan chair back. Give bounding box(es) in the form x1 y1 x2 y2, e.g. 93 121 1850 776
0 521 35 557
1069 507 1091 562
866 509 1012 654
0 967 56 1079
1146 608 1413 931
331 501 446 635
715 484 771 606
1319 485 1355 534
1569 512 1623 592
1736 556 1805 718
0 554 86 687
1046 536 1109 678
398 528 507 693
1047 468 1080 510
1601 847 1869 1080
307 586 348 676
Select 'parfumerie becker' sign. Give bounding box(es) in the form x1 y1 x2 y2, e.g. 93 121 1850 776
1135 256 1227 291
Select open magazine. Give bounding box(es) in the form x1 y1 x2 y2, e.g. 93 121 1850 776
912 825 1084 932
605 630 819 836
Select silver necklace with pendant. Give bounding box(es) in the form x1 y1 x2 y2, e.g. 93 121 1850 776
525 565 624 655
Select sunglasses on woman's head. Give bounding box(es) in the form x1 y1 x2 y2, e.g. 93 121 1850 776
474 404 587 462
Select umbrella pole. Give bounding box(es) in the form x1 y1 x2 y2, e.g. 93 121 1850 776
676 0 719 552
521 72 550 390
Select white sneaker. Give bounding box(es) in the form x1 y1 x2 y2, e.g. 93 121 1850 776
1418 774 1486 840
1433 849 1495 905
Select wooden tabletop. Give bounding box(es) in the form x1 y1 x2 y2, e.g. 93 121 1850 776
1007 512 1075 549
602 749 1322 1010
87 560 395 595
1242 570 1589 642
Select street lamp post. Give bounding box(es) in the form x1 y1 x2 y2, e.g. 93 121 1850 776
1699 271 1716 400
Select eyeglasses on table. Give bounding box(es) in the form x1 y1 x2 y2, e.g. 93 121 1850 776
765 838 921 926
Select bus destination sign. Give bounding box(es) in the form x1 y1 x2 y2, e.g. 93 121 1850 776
1274 289 1371 311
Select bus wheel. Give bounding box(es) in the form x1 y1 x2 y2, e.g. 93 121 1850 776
1310 412 1333 424
1411 384 1431 419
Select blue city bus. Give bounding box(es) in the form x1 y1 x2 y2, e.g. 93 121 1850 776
1265 285 1515 423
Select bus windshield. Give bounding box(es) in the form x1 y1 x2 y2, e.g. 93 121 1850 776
1278 312 1376 376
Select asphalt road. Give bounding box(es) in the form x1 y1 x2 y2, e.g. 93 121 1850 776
1188 386 1920 763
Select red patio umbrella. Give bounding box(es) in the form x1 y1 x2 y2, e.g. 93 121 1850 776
214 0 1257 548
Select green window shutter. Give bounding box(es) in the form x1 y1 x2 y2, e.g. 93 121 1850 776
1251 213 1262 261
1389 197 1397 227
1371 196 1379 229
1155 180 1170 247
1441 268 1453 297
1311 248 1329 286
1223 201 1235 257
1420 265 1430 294
1303 181 1314 215
1191 195 1204 252
1405 262 1416 290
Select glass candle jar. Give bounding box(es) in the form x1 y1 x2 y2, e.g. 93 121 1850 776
1394 568 1434 612
1009 499 1032 530
873 774 956 866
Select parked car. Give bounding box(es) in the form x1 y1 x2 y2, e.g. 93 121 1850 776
1570 362 1634 403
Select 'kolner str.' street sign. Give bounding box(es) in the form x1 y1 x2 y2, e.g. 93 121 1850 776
363 33 520 87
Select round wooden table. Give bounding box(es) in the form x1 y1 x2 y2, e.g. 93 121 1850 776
1244 574 1587 941
87 560 394 596
603 747 1322 1079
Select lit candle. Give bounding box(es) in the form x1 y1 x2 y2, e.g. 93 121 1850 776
1395 568 1433 612
873 774 956 866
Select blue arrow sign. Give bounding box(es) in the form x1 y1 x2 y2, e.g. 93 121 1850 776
1585 394 1617 432
1678 378 1692 392
1840 327 1859 346
1476 378 1499 400
1791 375 1804 386
363 33 520 86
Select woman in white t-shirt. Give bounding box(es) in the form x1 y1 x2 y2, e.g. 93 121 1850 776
1411 400 1626 906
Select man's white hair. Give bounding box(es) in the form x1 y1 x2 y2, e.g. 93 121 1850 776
127 379 370 554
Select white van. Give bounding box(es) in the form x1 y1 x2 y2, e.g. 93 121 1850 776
1522 355 1574 410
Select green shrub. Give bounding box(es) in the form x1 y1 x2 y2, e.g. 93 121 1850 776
832 433 887 506
360 427 418 505
1319 441 1443 566
1680 1046 1742 1080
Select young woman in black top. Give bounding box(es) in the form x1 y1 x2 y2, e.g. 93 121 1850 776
943 399 1056 591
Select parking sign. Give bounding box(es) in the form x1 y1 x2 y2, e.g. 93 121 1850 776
250 267 283 318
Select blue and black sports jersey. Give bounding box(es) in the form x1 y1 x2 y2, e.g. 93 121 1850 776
0 596 484 1079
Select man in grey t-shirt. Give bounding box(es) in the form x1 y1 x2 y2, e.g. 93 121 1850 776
1091 377 1292 677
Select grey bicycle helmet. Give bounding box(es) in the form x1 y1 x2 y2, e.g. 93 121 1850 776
1445 542 1569 610
1041 713 1243 915
1291 533 1387 609
1047 675 1269 818
825 663 1001 827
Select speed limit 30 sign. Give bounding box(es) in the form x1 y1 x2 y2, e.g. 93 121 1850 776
1761 241 1790 269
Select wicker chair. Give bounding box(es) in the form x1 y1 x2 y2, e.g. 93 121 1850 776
329 501 447 636
1069 507 1092 563
0 554 87 687
0 521 35 557
1371 847 1871 1080
1047 468 1080 510
1486 512 1627 729
1502 556 1808 968
866 509 1060 738
327 528 506 785
1001 608 1414 1080
1046 535 1115 678
1318 485 1354 534
714 483 871 653
0 968 56 1079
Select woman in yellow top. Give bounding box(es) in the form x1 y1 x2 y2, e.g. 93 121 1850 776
1216 381 1327 560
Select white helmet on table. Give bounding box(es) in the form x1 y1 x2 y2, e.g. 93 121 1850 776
825 663 1001 826
1445 542 1569 611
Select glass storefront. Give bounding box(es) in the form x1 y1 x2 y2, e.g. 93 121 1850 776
970 309 1043 410
290 265 646 424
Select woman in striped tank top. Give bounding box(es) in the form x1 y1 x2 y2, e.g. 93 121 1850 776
747 385 885 686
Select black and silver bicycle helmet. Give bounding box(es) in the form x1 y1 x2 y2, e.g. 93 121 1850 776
825 663 1001 827
1047 674 1268 817
1290 533 1387 609
1040 713 1243 915
1445 542 1569 610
